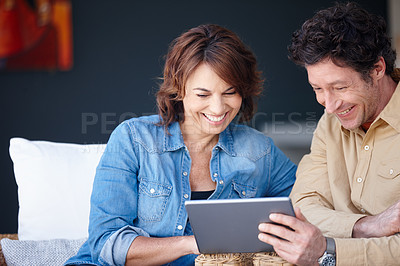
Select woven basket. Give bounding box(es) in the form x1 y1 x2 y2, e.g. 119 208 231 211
252 252 294 266
0 234 18 266
195 252 292 266
195 253 254 266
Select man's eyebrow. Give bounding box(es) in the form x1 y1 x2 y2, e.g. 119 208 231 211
309 80 349 87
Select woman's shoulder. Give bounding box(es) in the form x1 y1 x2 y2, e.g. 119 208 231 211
229 123 271 142
110 115 166 146
116 114 163 132
228 124 274 159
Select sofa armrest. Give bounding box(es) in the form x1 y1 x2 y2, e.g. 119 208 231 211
0 234 18 266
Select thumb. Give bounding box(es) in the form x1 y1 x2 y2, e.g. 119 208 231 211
294 207 309 223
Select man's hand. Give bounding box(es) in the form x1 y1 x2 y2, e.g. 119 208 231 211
258 207 326 266
353 200 400 238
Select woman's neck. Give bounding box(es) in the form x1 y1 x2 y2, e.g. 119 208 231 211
180 124 219 153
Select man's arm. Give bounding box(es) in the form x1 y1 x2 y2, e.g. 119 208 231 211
352 200 400 238
290 114 366 237
258 209 400 266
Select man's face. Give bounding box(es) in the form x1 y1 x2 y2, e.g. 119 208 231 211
306 59 383 130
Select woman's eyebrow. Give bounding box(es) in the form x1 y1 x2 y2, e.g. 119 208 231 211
193 88 210 92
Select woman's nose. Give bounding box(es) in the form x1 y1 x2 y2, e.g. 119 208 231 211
209 95 225 114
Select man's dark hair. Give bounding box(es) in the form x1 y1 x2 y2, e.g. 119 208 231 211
288 2 396 81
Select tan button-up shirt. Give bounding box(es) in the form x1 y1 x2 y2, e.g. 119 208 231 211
290 70 400 265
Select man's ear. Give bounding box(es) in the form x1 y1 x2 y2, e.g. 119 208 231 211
372 56 386 80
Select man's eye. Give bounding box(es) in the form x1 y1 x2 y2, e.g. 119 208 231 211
196 94 208 98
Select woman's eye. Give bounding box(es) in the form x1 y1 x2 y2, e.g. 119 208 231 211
196 94 208 98
224 91 237 95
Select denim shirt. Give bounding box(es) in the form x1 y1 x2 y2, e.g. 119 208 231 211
65 115 296 266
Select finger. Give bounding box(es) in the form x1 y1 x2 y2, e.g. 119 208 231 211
268 213 300 231
258 231 291 249
258 222 296 242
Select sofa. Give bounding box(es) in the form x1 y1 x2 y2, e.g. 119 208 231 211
0 138 292 266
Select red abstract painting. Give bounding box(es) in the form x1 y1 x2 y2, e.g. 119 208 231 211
0 0 73 71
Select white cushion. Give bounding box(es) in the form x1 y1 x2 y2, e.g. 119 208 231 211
9 137 105 240
1 238 86 266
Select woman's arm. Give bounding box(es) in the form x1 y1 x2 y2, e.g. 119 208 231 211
125 235 199 266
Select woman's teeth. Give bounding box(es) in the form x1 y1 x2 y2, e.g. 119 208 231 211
204 113 226 122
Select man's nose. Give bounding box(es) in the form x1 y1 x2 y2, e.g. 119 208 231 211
322 91 340 114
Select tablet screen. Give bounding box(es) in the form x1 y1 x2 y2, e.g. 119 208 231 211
185 197 294 254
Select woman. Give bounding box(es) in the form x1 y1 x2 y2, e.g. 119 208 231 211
66 24 296 266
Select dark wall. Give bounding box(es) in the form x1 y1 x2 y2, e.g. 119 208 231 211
0 0 387 233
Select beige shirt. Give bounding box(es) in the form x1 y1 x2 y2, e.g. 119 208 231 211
290 71 400 266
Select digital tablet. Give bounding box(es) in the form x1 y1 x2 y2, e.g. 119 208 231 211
185 197 295 254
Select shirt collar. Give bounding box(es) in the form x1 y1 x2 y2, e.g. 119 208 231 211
215 124 236 156
163 121 185 152
162 120 236 156
377 81 400 133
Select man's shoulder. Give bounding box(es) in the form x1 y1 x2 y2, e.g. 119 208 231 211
316 112 343 134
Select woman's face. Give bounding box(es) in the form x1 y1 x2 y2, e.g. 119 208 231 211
181 63 242 137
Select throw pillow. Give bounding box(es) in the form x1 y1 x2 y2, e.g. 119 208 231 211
9 137 105 240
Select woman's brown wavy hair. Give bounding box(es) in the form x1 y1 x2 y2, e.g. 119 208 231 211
156 24 263 129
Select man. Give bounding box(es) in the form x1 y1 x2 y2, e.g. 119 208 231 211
258 2 400 265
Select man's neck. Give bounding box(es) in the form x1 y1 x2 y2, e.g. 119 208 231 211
361 73 398 132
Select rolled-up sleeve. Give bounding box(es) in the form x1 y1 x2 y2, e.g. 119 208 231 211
99 225 150 265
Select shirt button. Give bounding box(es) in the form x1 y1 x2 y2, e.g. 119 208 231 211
390 169 394 175
213 173 218 177
150 188 155 193
177 225 183 230
184 194 189 199
364 145 370 151
357 177 363 183
215 147 219 150
219 180 224 185
242 191 246 196
183 171 188 176
361 208 366 213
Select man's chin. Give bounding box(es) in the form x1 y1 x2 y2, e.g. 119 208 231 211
339 122 360 131
337 117 361 131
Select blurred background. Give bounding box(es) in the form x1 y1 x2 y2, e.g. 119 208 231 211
0 0 396 233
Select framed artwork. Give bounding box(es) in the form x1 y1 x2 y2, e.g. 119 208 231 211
0 0 73 71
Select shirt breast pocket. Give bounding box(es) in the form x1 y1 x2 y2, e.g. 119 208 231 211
138 178 172 222
377 160 400 179
231 181 257 198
